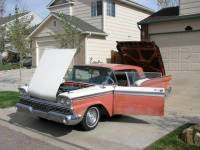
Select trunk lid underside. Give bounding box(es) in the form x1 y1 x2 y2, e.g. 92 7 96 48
112 41 166 75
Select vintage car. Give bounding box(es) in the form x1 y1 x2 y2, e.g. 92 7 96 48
16 49 172 131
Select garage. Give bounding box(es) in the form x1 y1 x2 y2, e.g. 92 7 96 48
151 31 200 71
138 6 200 72
36 41 60 66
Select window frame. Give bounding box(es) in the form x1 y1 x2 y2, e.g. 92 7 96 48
107 0 115 17
114 70 138 87
91 0 103 17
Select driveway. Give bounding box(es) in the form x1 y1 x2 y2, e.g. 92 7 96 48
0 71 200 149
0 69 35 91
0 124 64 150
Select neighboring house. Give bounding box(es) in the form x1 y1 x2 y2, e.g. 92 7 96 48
0 11 42 53
138 0 200 72
29 0 153 67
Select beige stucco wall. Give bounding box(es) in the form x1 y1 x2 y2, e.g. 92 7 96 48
180 0 200 15
85 35 108 64
148 18 200 34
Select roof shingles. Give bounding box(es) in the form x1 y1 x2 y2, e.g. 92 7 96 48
138 6 200 25
0 12 29 26
53 13 105 34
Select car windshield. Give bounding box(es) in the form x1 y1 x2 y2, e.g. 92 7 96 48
65 66 113 84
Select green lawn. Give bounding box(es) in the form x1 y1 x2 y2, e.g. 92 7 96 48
0 91 19 108
0 63 20 71
145 124 200 150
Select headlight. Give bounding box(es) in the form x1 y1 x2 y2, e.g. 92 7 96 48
57 96 71 107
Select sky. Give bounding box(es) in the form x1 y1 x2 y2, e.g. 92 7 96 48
4 0 158 19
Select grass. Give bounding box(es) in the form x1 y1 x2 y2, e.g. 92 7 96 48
145 124 200 150
0 91 19 108
0 63 20 71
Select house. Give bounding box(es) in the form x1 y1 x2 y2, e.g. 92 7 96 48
29 0 153 67
0 11 42 63
138 0 200 72
0 11 42 27
0 11 42 52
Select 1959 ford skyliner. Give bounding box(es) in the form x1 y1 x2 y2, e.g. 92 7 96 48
16 49 172 131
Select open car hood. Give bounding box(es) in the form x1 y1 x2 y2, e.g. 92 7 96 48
28 49 76 101
113 41 165 75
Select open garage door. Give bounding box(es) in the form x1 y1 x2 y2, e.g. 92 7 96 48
151 32 200 71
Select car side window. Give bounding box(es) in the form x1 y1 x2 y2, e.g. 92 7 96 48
127 71 141 86
115 72 128 86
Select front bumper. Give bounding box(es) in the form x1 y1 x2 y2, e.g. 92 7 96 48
16 97 82 126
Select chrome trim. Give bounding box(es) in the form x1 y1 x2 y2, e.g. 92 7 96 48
16 100 82 126
114 91 165 97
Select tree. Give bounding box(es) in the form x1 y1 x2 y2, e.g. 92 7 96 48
0 26 6 63
7 8 31 58
0 26 6 51
7 8 32 85
157 0 178 9
53 13 82 49
0 0 5 64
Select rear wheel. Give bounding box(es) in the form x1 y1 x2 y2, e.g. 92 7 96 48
80 106 100 131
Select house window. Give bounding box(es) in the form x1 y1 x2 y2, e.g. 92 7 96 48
91 0 103 17
107 0 115 17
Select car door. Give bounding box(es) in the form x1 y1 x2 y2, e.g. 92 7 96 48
113 71 165 116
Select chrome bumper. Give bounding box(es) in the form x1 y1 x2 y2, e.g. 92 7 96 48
16 103 82 126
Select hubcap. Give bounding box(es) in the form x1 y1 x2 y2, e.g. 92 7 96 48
86 107 99 128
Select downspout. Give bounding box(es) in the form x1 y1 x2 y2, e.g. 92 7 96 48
137 23 141 30
178 0 180 15
102 0 106 32
137 23 142 41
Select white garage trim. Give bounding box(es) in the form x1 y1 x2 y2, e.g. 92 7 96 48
36 41 39 66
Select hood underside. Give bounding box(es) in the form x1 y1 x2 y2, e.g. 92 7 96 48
28 49 76 101
112 41 165 75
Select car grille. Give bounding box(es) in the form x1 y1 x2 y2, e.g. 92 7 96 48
19 98 72 115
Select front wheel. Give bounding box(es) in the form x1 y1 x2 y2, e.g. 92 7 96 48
80 106 100 131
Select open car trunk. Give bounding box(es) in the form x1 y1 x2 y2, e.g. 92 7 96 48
111 41 166 75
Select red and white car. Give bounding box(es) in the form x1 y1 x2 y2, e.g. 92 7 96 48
17 48 172 131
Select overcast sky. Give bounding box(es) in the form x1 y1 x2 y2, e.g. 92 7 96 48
5 0 158 18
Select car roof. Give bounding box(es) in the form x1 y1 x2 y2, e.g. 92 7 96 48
75 64 143 72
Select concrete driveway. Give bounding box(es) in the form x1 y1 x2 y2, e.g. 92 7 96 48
0 69 35 91
0 71 200 149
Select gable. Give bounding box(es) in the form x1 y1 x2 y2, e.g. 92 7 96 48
31 16 64 38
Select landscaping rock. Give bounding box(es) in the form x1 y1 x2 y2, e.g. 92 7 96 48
181 128 194 145
181 124 200 146
194 132 200 146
